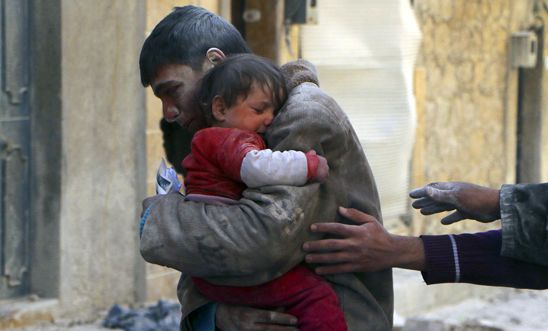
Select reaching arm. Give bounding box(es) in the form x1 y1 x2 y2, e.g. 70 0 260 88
303 207 425 274
409 182 500 224
409 181 548 266
303 208 548 290
303 208 425 274
422 230 548 289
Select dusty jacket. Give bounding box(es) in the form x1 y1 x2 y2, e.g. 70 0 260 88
500 183 548 266
140 60 393 330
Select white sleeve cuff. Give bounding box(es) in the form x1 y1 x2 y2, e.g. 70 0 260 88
240 149 308 188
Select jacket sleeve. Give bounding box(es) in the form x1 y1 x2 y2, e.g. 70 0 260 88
140 184 323 286
500 183 548 266
421 230 548 289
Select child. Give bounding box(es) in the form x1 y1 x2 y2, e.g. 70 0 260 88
183 54 346 331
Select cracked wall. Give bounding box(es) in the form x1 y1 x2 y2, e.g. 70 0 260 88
411 0 535 235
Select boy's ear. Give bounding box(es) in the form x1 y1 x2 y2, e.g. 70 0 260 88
203 48 226 71
211 95 226 122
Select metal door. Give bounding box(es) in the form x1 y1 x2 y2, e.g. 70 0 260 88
0 0 30 299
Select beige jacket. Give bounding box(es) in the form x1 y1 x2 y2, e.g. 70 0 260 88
140 60 393 330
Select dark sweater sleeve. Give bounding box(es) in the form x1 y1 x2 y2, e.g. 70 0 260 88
421 230 548 289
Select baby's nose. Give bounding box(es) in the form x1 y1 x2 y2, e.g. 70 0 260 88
264 114 274 126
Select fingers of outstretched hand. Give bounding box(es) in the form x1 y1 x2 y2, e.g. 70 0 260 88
418 202 456 215
411 198 454 214
440 211 466 225
409 186 428 198
410 182 456 202
411 197 435 208
424 184 457 204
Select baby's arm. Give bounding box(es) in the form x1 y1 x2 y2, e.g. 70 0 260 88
207 129 328 188
241 148 328 188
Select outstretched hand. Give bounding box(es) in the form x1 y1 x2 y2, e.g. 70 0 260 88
303 207 425 273
216 304 298 331
409 182 501 225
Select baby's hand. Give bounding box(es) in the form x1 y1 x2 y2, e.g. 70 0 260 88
315 154 329 182
306 150 329 183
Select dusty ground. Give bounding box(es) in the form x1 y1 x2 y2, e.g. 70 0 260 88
5 270 548 330
399 289 548 331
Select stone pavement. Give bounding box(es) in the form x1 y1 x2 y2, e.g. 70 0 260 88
4 270 548 330
394 269 548 331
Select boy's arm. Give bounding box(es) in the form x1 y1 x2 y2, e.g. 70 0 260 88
140 183 323 286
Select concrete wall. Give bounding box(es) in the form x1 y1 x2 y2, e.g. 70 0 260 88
411 0 535 235
30 0 147 318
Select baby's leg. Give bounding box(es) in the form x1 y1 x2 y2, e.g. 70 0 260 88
280 266 347 331
193 265 347 330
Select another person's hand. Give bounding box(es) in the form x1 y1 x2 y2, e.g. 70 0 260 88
216 304 298 331
409 182 501 225
303 207 425 274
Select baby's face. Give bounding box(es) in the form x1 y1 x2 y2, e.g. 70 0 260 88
221 84 275 133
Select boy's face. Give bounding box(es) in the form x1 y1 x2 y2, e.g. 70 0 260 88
151 63 207 133
218 84 275 133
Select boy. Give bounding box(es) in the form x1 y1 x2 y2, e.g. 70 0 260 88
139 6 393 330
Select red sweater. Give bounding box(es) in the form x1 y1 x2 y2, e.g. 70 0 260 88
183 127 319 200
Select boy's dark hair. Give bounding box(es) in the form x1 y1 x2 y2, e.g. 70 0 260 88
139 6 251 87
196 54 288 125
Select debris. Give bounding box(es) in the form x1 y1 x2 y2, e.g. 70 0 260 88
102 301 180 331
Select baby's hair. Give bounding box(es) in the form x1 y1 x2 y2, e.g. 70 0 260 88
196 54 287 125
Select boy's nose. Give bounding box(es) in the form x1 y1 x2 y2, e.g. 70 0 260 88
163 101 180 122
